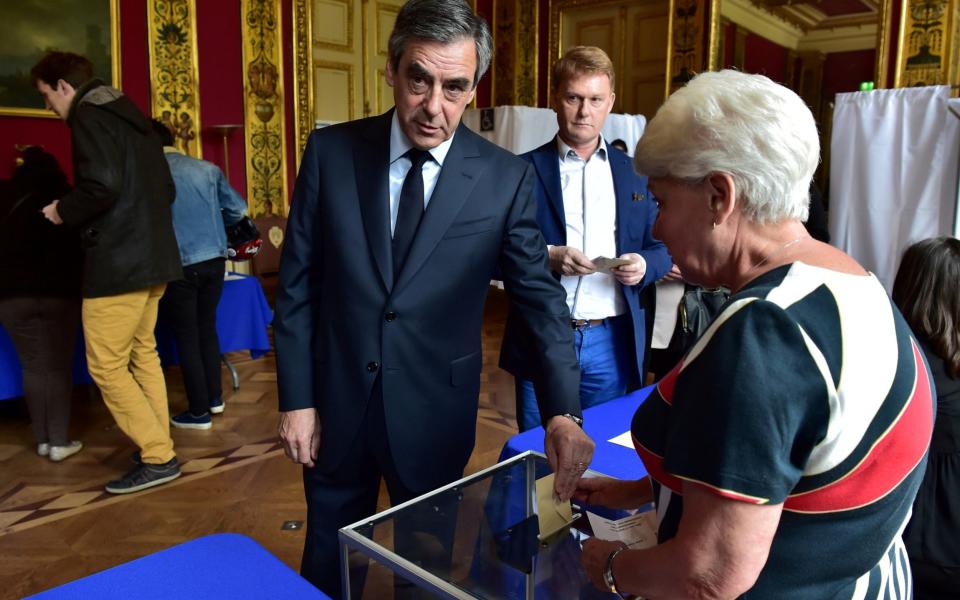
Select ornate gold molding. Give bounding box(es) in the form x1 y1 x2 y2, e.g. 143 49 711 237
668 0 706 94
242 0 290 217
876 0 896 85
147 0 202 157
894 0 960 88
492 0 538 106
293 0 314 166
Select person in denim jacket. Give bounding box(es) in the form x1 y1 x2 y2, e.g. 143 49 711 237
152 120 247 430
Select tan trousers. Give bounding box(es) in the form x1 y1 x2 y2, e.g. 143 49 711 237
83 284 175 464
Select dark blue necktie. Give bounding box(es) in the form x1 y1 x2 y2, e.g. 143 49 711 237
393 149 431 278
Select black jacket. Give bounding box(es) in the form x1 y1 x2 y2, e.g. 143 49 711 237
57 79 182 297
0 151 81 299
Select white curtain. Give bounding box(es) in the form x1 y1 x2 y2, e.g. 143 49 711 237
462 106 646 156
830 85 960 291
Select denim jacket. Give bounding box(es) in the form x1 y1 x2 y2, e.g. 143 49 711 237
163 148 247 266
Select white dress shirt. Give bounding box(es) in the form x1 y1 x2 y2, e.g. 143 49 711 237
388 112 455 235
556 136 626 320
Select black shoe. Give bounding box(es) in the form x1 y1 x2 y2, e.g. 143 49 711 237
105 458 181 494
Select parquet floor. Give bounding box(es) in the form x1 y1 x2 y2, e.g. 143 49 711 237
0 288 519 599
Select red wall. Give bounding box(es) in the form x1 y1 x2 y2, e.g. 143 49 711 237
743 32 789 83
196 0 248 197
822 49 876 104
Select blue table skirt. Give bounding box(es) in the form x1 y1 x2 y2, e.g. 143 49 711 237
0 274 273 400
499 385 654 480
26 533 329 599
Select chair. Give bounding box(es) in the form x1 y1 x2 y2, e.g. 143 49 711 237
251 215 287 307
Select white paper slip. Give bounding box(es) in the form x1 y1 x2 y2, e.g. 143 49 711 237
586 510 658 549
593 256 632 272
608 430 634 449
224 273 246 281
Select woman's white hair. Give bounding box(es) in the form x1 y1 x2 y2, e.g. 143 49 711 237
635 70 819 224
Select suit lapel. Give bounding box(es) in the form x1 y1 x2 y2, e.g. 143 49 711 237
394 124 484 292
610 150 632 256
354 111 394 291
532 141 565 236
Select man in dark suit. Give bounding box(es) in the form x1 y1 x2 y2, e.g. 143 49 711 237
501 46 672 431
274 0 594 595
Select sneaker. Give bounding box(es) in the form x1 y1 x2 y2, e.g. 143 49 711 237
49 441 83 462
105 458 181 494
170 411 212 430
37 443 50 457
209 397 224 415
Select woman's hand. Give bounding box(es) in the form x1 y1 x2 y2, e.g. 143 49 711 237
581 537 625 592
573 476 651 509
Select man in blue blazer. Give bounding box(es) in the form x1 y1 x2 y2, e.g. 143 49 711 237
273 1 594 595
500 47 672 431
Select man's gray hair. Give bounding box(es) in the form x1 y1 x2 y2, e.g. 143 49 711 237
635 70 819 225
388 0 492 89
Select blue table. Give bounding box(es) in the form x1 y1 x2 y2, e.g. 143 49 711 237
26 533 329 599
0 274 273 400
500 385 654 480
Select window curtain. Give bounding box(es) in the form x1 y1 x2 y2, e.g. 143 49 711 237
830 85 960 291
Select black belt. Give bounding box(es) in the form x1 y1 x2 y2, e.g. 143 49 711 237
570 318 606 331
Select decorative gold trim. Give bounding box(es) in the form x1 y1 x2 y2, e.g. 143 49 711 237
314 60 357 121
1 0 121 119
665 0 676 100
293 0 314 165
148 0 202 158
876 0 894 86
893 0 907 87
313 0 354 51
708 0 721 71
242 0 290 217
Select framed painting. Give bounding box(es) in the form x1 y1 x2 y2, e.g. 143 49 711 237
0 0 120 118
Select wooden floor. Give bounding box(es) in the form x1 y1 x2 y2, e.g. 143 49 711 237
0 288 520 598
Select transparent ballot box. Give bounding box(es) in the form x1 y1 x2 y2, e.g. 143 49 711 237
338 451 621 599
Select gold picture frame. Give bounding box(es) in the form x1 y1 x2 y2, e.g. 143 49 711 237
0 0 121 118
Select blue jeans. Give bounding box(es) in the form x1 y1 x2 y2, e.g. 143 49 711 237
515 315 634 432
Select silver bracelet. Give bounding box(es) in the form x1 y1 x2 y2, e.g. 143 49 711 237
603 544 632 599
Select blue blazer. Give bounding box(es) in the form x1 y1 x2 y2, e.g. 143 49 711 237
500 139 672 385
274 112 581 492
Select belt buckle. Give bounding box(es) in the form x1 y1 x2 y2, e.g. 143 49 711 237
571 319 590 331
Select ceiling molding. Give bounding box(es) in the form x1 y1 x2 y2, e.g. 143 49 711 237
722 0 804 49
796 22 877 52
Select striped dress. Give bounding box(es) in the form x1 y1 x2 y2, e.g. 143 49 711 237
631 262 934 599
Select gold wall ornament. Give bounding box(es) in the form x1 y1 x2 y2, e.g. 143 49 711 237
293 0 314 166
667 0 705 94
242 0 290 217
895 0 960 88
148 0 202 157
492 0 538 106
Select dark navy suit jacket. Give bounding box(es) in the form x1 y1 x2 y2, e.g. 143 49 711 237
274 112 581 492
499 138 671 387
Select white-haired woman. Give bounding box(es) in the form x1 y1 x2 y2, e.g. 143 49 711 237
576 70 935 599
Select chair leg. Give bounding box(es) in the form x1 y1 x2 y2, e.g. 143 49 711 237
221 354 240 391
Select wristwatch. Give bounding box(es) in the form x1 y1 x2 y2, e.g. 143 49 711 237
561 413 583 427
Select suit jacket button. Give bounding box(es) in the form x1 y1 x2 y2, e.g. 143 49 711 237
385 311 397 322
366 361 379 372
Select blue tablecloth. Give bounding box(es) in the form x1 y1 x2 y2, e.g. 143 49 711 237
0 274 273 400
499 385 654 480
27 533 329 599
